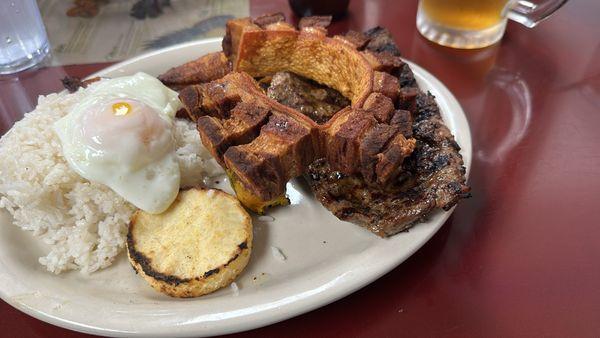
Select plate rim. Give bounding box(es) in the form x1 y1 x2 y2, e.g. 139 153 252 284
0 38 471 337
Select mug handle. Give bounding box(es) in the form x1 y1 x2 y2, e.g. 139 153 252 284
506 0 569 28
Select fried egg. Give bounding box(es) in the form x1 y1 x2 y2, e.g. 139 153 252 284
54 72 182 214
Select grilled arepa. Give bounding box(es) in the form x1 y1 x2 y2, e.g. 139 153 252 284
127 188 252 298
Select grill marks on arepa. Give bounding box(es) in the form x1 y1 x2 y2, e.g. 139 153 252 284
127 188 252 298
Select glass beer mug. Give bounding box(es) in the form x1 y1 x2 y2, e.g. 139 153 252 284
417 0 568 49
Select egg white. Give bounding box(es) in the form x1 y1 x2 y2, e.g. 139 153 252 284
54 72 183 214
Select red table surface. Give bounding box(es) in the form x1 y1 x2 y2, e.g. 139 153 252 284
1 0 599 337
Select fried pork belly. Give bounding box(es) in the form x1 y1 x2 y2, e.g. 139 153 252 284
158 52 232 90
173 14 469 233
179 16 416 213
61 76 101 93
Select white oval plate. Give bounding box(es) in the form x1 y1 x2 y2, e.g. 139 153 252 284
0 38 471 337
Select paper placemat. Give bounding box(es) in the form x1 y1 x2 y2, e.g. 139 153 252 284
38 0 249 65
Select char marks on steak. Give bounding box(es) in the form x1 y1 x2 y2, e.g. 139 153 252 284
266 71 350 124
307 90 470 236
306 29 470 237
363 26 401 56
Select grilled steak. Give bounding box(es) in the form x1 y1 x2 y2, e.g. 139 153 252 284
307 90 470 237
363 26 401 56
263 65 469 237
305 30 470 237
266 71 350 124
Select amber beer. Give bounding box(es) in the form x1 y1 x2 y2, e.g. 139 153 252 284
421 0 509 30
417 0 567 48
416 0 522 49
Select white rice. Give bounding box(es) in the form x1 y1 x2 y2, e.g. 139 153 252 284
0 84 223 274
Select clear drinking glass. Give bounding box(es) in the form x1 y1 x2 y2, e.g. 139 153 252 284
0 0 50 74
416 0 568 49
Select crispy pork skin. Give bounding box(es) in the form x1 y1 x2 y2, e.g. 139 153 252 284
159 52 232 90
175 15 469 229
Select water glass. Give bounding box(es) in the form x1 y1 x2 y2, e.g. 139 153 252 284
0 0 50 74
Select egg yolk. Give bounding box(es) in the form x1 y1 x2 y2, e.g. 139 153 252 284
80 99 173 166
112 102 132 116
